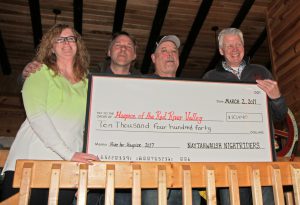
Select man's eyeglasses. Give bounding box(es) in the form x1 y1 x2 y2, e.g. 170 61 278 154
55 36 77 44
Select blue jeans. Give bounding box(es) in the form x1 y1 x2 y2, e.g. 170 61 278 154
142 189 201 205
219 186 274 205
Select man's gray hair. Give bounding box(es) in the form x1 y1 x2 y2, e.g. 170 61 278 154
218 28 244 48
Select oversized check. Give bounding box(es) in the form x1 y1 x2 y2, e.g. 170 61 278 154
84 75 274 162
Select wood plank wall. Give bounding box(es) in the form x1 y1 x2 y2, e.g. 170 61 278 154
266 0 300 130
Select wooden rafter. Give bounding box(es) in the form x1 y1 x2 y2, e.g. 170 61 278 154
247 28 267 60
28 0 42 48
177 0 213 77
140 0 171 74
73 0 83 35
113 0 127 33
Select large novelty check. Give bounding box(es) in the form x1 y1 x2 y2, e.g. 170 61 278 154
84 75 273 162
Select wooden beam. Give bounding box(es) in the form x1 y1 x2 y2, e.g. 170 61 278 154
28 0 42 48
247 28 267 60
140 0 170 74
203 0 255 77
73 0 83 34
230 0 255 28
113 0 127 33
177 0 213 77
0 31 11 75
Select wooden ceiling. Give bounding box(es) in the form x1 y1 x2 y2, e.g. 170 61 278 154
0 0 272 93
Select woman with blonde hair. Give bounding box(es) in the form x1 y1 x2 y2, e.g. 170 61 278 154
1 24 98 204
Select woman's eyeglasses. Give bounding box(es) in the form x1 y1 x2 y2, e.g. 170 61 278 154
55 36 77 43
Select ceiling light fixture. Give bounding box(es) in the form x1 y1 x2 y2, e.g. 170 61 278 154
52 8 61 24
